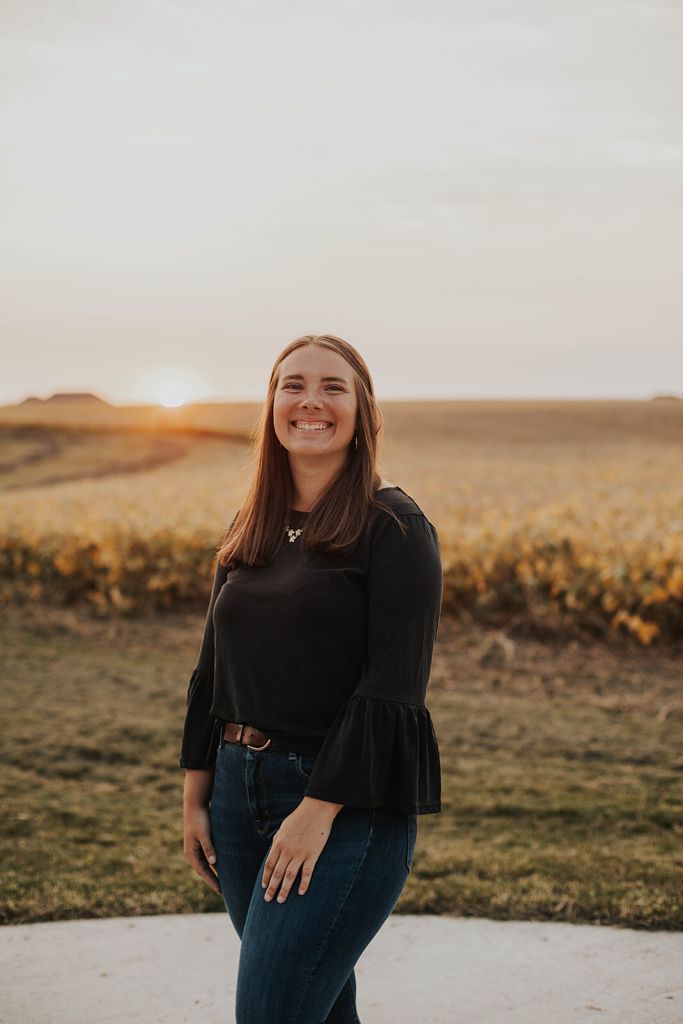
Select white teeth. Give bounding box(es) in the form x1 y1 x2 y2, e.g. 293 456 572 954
293 421 332 431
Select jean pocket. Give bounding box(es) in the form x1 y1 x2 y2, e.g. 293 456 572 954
405 813 418 872
294 753 316 780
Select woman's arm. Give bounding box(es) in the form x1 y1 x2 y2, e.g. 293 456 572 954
179 552 231 895
183 767 214 808
178 556 229 771
298 510 443 813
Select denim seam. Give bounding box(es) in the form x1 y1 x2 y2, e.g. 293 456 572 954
405 813 418 872
295 753 315 780
289 811 376 1024
243 749 262 838
333 977 361 1024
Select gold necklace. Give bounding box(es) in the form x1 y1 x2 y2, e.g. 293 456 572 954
284 524 303 543
285 507 308 542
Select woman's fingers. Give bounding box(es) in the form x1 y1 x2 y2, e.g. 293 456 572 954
298 864 312 895
201 837 219 877
261 828 280 892
183 805 222 893
194 850 222 895
261 849 284 900
262 842 313 903
261 808 333 903
185 835 222 895
263 852 301 903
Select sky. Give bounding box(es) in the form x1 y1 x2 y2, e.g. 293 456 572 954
2 0 682 405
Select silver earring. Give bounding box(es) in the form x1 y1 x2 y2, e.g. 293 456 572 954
354 433 358 451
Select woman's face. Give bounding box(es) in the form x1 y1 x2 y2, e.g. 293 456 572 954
273 347 358 460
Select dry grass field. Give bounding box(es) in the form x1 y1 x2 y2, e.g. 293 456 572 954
2 601 681 928
0 397 681 927
1 397 682 643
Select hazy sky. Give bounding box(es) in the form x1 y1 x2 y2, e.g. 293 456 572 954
2 0 682 405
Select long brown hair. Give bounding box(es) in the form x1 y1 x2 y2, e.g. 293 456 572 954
215 333 406 568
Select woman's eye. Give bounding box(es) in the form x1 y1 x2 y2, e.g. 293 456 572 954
283 384 343 392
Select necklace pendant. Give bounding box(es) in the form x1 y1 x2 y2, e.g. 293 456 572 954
285 525 303 543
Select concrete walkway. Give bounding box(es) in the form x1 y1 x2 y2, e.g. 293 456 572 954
3 913 682 1023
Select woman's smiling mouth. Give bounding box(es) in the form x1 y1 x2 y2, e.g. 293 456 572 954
291 421 333 432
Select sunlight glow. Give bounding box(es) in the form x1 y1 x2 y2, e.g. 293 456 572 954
134 366 210 407
158 387 187 408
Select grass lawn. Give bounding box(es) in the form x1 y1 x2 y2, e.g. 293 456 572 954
1 604 681 928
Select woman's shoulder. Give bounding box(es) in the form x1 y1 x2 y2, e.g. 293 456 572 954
373 484 427 520
368 486 441 570
368 486 438 551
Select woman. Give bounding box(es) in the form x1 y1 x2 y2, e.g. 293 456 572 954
180 333 443 1023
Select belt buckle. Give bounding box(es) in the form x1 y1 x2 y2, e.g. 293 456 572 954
237 722 272 751
247 736 272 751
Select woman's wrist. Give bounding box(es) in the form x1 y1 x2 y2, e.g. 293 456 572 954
301 795 344 818
183 767 214 809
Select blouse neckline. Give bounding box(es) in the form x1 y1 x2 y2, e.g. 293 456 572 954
289 485 402 516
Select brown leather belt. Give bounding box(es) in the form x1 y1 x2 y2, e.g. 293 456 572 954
223 721 280 751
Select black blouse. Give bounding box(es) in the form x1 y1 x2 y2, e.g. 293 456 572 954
178 486 443 815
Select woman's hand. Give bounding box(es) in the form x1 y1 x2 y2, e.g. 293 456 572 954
183 803 221 896
261 797 343 904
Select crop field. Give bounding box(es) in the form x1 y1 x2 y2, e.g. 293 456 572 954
1 398 682 645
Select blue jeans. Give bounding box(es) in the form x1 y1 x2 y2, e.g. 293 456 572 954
209 735 418 1024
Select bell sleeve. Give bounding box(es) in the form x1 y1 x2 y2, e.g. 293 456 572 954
178 555 229 770
302 510 444 814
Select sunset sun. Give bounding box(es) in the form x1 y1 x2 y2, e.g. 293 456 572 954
147 371 197 408
158 387 187 408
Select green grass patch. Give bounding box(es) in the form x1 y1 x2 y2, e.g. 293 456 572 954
1 606 681 927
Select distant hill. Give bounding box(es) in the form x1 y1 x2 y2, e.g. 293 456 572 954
19 392 111 405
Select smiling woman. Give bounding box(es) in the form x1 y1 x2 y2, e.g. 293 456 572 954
272 355 359 504
179 333 443 1024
